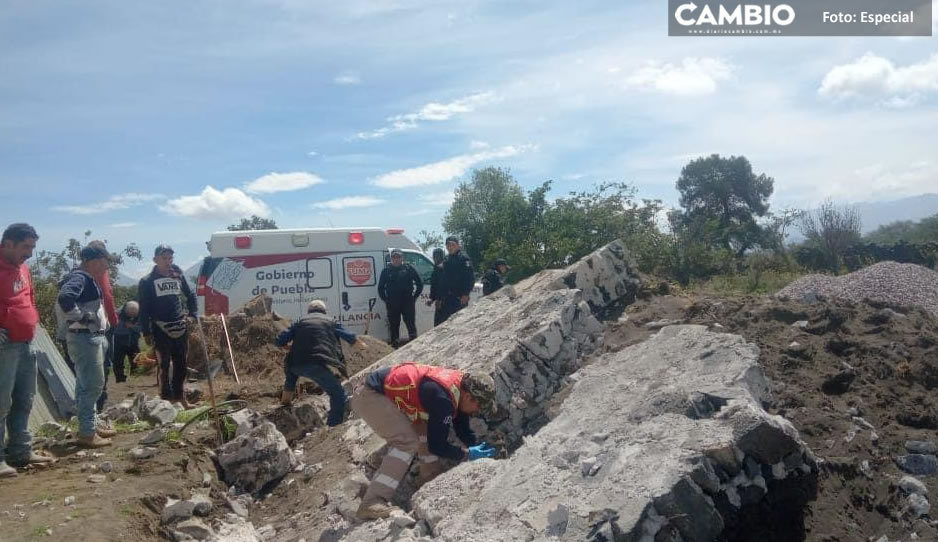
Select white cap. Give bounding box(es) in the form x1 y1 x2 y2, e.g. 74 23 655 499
308 299 328 313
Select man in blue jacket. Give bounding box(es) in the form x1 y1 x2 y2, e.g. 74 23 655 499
138 245 197 403
111 301 140 382
57 243 116 448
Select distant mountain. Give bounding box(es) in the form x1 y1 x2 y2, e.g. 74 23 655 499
854 193 938 233
115 271 139 288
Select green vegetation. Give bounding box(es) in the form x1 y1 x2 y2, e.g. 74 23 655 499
228 215 278 231
113 421 151 433
175 406 212 424
28 525 51 538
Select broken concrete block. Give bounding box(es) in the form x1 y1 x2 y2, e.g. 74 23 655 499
896 454 938 476
263 402 323 443
162 498 196 524
216 421 299 494
189 492 212 516
175 518 214 540
142 399 178 426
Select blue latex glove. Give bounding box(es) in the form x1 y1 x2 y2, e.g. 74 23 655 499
467 443 496 461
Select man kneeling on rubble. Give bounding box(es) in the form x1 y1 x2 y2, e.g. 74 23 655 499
276 299 365 426
351 362 497 520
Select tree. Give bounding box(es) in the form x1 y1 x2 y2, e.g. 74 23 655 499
674 154 774 258
414 230 443 253
799 198 861 273
865 213 938 245
228 215 278 231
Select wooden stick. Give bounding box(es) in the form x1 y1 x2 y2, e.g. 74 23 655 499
195 317 224 447
219 314 241 384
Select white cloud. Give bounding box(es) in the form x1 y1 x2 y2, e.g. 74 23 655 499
108 222 137 228
818 53 938 104
625 57 734 96
52 193 165 215
469 140 490 150
307 150 319 157
311 196 385 210
243 171 324 193
418 191 455 206
334 72 361 85
371 145 534 189
162 186 271 219
355 91 497 139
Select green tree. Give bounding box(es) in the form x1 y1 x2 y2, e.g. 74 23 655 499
674 154 774 258
414 230 443 253
865 213 938 245
228 215 278 231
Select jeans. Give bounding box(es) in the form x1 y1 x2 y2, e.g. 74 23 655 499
284 362 347 426
66 332 107 437
0 341 37 463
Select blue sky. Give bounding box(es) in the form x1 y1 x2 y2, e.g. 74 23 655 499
2 0 937 277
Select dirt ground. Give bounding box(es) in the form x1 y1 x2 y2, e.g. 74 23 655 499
607 292 938 542
0 326 393 542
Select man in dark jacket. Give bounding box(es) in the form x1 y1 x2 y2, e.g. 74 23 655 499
377 249 423 346
275 300 364 426
482 258 510 296
57 243 116 448
427 248 445 326
111 301 140 382
138 244 197 403
438 236 474 324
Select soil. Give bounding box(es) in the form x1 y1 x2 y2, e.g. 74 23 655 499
605 292 938 542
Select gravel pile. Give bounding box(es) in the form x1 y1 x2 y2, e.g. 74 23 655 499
777 261 938 317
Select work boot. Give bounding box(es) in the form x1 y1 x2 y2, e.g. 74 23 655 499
77 434 112 448
356 499 402 521
8 452 56 468
96 426 118 439
0 461 17 478
281 390 295 407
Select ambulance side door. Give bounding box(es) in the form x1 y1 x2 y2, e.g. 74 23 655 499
337 251 387 341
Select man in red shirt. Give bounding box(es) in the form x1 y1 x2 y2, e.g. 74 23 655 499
0 223 55 478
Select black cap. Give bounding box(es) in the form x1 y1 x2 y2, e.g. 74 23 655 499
390 248 403 256
80 244 109 262
432 247 445 259
494 258 510 268
445 235 459 244
154 244 174 257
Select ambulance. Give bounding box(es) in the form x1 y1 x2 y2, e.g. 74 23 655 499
195 228 471 342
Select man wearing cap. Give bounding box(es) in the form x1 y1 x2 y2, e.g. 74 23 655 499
275 299 365 426
56 242 116 448
1 223 55 476
482 258 510 296
377 249 423 347
427 248 446 326
351 363 497 520
438 236 474 324
84 240 118 414
138 244 197 404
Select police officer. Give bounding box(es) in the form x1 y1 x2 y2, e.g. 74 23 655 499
377 249 422 346
427 248 446 326
438 236 474 324
482 258 510 296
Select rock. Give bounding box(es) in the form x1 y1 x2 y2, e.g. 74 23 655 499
214 517 262 542
323 471 370 522
906 440 938 455
645 319 681 330
140 428 168 446
130 447 157 460
228 409 263 437
216 421 299 494
102 400 138 424
64 496 75 506
409 326 813 542
896 454 938 476
256 524 276 540
162 498 196 524
190 493 213 516
908 493 931 518
898 476 929 496
227 496 250 518
390 510 417 528
185 384 203 404
99 461 113 473
821 369 856 395
791 320 809 329
201 471 212 487
143 400 178 426
87 474 107 484
175 518 214 540
263 403 323 443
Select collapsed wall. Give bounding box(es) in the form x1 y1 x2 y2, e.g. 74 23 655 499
357 239 641 447
343 326 817 541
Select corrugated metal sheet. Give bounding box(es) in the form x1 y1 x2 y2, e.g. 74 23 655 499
28 326 77 431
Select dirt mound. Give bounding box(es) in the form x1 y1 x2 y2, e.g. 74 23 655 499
609 293 938 541
778 261 938 318
188 295 393 383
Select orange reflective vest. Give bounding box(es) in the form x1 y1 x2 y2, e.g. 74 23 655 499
383 363 463 423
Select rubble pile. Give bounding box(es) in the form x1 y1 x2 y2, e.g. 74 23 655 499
339 326 818 541
777 261 938 317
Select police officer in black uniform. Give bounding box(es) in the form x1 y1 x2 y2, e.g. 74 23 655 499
439 236 474 324
378 249 423 346
482 258 510 296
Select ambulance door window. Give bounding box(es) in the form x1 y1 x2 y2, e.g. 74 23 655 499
402 251 435 283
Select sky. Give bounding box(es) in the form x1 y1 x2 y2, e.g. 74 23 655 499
2 0 937 278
